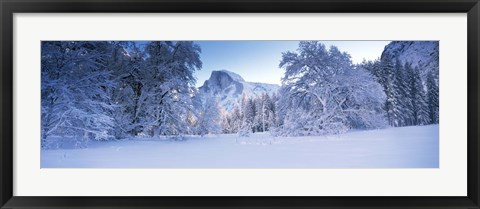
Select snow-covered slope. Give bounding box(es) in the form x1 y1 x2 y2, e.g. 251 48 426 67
381 41 439 81
198 70 280 112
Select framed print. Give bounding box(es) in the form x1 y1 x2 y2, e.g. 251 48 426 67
1 0 479 208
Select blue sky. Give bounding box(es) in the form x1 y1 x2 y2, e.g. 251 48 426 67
194 41 390 87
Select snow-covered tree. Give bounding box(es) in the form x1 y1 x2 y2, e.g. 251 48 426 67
107 41 146 138
42 41 204 147
378 53 401 126
240 96 256 136
222 104 243 134
193 94 222 136
426 71 439 124
407 66 430 125
365 56 436 127
394 60 413 126
343 65 388 129
41 41 117 147
133 41 202 137
275 41 386 136
259 93 276 132
219 92 278 135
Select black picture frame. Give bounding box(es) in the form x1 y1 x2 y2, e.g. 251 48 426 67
1 0 479 208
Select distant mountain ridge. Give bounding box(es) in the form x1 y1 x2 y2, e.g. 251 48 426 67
198 70 280 112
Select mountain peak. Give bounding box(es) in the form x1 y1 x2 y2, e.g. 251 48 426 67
198 69 279 112
212 69 245 82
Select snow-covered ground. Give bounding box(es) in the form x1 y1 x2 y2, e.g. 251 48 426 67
41 125 439 168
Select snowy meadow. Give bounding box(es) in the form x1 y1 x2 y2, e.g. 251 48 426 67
41 125 439 168
41 41 439 168
42 125 438 168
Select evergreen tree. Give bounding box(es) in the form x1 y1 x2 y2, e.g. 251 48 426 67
230 105 244 133
379 53 399 126
241 97 256 135
426 71 439 124
395 61 413 126
262 93 276 132
408 66 430 125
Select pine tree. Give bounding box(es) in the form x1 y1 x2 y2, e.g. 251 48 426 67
241 98 256 135
231 105 243 133
262 93 276 132
396 61 413 126
408 66 430 125
426 72 439 124
380 53 399 126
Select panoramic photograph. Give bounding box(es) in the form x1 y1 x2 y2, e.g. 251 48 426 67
40 40 439 168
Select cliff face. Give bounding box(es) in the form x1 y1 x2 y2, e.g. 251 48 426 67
381 41 439 81
199 70 245 97
198 70 279 112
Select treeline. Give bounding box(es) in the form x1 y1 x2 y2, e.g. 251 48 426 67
220 93 277 136
361 53 439 127
41 41 439 146
41 41 205 146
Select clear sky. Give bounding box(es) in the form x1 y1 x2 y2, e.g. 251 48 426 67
194 41 391 87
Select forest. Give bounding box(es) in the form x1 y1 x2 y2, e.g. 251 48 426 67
41 41 439 148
